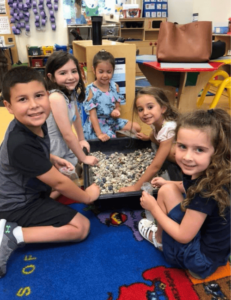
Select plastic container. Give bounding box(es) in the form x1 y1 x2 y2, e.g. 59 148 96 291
91 16 102 45
28 46 41 56
141 182 153 194
59 167 80 186
122 9 141 18
31 58 43 67
83 138 182 210
54 44 67 52
214 27 229 34
43 57 48 66
42 46 54 55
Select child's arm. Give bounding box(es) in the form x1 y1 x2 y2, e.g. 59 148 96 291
50 154 74 170
119 137 174 192
141 191 207 243
136 130 153 141
37 166 100 204
111 83 121 118
111 102 121 118
49 93 98 165
72 104 90 152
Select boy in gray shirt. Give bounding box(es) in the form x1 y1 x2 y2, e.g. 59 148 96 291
0 66 100 278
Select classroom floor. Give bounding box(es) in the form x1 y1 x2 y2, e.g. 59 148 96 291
0 89 230 144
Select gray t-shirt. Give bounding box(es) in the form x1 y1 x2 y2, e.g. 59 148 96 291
0 119 52 211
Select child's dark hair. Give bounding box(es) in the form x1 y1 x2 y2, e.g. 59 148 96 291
93 50 115 70
2 66 47 103
176 109 231 217
45 51 85 102
134 87 178 121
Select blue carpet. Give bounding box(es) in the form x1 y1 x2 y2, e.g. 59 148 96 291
0 203 229 300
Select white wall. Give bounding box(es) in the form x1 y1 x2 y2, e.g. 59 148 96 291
15 1 68 63
168 0 193 24
15 0 231 63
192 0 231 29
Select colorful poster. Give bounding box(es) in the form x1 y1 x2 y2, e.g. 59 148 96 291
0 0 6 14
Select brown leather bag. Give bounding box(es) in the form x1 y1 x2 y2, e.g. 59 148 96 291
156 21 212 63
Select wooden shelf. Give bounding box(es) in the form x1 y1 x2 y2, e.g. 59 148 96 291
119 17 166 42
145 29 160 31
31 66 46 69
28 55 49 58
26 45 49 76
121 28 144 30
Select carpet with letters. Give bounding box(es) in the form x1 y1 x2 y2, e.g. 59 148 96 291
0 200 230 300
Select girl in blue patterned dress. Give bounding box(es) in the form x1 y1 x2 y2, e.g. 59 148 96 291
83 50 141 141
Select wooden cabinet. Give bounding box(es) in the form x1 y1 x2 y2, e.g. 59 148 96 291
119 18 166 76
119 17 166 41
124 40 157 76
72 40 136 123
213 34 231 55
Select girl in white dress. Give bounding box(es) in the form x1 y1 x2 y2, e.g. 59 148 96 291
119 87 178 193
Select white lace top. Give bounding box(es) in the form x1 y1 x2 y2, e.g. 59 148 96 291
151 120 177 143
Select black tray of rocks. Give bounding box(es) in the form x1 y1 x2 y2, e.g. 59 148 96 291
83 138 182 210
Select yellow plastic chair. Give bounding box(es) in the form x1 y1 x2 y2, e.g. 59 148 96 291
197 70 231 109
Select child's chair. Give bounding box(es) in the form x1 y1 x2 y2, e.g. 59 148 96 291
197 70 231 109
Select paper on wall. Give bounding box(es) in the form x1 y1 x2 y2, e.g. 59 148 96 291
0 16 10 34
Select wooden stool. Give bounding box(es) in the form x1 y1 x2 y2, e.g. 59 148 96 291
197 70 231 109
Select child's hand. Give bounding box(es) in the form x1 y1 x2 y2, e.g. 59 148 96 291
151 177 167 188
136 132 150 141
79 139 90 153
85 183 100 203
119 185 139 193
98 133 110 142
83 155 99 166
140 191 156 211
111 109 120 118
52 156 74 171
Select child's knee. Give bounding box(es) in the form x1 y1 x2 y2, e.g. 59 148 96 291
158 183 179 196
76 218 90 241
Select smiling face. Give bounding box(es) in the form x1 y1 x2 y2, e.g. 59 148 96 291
4 81 50 136
136 94 166 127
52 59 79 91
93 60 114 87
175 127 215 179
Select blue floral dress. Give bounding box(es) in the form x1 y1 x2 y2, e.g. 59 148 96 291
83 81 128 140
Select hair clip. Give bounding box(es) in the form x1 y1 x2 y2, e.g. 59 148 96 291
207 109 214 115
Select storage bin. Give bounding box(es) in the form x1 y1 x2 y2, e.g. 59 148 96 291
31 58 43 67
28 46 42 56
214 27 229 34
122 9 141 18
83 138 182 210
54 44 67 52
42 46 54 55
43 57 48 65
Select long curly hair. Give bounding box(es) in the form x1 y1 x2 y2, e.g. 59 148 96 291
133 87 178 121
176 109 231 217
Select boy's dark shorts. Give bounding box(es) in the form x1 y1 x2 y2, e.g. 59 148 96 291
0 197 78 228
